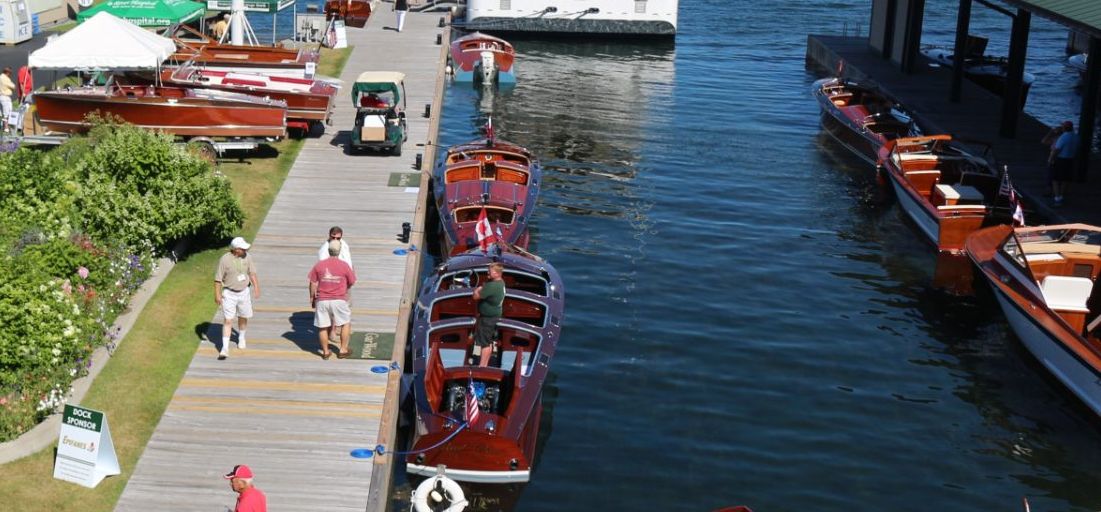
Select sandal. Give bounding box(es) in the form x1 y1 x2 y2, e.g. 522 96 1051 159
337 351 351 359
321 351 332 360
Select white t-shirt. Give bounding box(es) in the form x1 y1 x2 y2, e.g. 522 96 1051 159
318 239 353 266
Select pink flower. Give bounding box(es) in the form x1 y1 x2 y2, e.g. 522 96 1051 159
0 397 7 406
77 266 90 279
61 280 72 295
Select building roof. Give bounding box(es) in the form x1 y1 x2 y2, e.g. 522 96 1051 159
999 1 1101 39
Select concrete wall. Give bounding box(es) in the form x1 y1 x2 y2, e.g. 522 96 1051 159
869 0 888 55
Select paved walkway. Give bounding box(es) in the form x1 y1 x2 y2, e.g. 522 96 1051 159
115 12 443 511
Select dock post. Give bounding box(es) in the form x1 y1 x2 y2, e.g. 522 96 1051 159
999 8 1029 138
1076 36 1101 182
950 0 971 102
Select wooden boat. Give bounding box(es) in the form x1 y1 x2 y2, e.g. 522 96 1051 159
406 245 565 484
33 84 287 138
433 138 540 256
966 224 1101 416
157 66 338 128
877 135 1007 253
168 27 320 78
813 77 920 166
449 32 517 84
325 0 372 29
921 46 1035 107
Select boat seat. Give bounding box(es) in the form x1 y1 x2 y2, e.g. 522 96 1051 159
1041 275 1093 313
904 170 940 197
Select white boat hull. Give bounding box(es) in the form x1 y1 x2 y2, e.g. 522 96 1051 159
992 286 1101 416
465 0 677 36
887 173 939 246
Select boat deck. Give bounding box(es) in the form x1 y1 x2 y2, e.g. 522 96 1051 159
115 12 447 512
807 35 1101 226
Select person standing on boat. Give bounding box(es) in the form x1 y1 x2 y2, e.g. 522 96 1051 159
394 0 409 33
473 262 506 366
214 237 261 360
309 240 357 359
212 13 230 40
1048 120 1077 206
0 67 15 133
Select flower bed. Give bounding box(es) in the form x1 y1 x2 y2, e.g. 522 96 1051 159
0 122 243 441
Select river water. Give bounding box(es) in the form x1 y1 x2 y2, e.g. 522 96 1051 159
425 1 1101 510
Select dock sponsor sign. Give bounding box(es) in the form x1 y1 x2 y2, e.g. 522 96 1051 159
53 404 120 488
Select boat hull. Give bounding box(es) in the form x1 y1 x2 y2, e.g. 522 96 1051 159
158 69 336 123
812 78 919 167
34 87 287 138
450 33 517 84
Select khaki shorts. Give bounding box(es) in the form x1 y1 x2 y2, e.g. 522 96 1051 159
221 288 253 320
315 299 351 328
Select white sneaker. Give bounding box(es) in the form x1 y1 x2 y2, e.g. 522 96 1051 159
238 338 246 350
219 347 229 360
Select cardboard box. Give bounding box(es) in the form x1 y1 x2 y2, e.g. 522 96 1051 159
360 114 386 142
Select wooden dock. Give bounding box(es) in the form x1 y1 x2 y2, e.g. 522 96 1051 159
115 12 447 512
807 35 1101 226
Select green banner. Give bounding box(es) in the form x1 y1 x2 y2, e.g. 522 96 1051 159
63 405 104 433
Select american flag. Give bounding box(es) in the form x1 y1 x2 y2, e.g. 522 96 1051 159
999 171 1026 227
475 207 498 252
465 379 481 425
484 115 494 142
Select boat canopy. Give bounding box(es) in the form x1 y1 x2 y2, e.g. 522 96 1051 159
351 71 405 104
29 12 177 71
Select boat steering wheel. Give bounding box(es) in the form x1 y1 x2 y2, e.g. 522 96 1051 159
451 269 480 289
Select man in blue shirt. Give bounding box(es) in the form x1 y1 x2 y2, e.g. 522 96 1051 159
1049 120 1078 206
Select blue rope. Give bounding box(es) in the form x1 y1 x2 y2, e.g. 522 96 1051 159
353 421 470 458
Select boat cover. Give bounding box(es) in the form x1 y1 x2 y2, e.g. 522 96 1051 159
29 12 177 71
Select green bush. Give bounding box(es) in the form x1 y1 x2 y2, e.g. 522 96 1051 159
0 121 237 440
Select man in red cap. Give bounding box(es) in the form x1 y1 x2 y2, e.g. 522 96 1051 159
224 464 267 512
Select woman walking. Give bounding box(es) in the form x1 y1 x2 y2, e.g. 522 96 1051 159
395 0 409 32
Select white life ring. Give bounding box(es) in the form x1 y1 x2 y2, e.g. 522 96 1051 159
412 474 467 512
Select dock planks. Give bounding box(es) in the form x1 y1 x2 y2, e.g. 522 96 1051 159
115 12 445 511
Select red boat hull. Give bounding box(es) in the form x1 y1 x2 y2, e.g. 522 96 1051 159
325 0 372 28
34 86 287 138
158 69 337 123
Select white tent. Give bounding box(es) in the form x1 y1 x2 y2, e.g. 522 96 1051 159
28 12 177 71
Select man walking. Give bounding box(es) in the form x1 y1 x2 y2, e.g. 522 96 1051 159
394 0 409 32
473 262 505 366
224 464 267 512
317 225 353 265
1049 120 1078 206
309 240 357 359
0 67 15 133
214 237 261 359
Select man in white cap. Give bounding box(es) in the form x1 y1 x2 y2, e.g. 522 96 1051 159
214 237 261 359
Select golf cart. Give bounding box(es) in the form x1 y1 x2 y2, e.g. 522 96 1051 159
349 71 407 156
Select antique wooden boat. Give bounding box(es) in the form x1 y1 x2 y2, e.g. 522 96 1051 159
325 0 372 28
449 32 517 84
966 224 1101 416
433 138 540 256
33 84 287 138
813 77 920 166
877 135 1008 253
169 28 320 78
406 246 565 484
921 47 1034 107
157 66 337 127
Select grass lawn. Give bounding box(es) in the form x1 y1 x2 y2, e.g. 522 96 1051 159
0 46 352 511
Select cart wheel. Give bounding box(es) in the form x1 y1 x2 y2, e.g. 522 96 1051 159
391 143 402 157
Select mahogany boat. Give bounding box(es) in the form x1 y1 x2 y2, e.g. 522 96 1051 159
449 32 517 84
433 138 540 256
877 135 1007 252
33 84 287 138
966 224 1101 416
406 245 564 484
813 77 920 166
168 27 320 78
325 0 372 28
158 66 338 128
921 46 1034 108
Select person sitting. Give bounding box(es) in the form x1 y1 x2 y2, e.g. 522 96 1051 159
360 93 388 108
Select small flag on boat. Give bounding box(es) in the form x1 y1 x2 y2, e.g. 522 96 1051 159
999 170 1026 227
475 207 498 252
484 115 495 142
465 378 481 425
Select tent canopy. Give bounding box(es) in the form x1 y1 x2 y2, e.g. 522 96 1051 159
29 12 178 71
77 0 206 27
